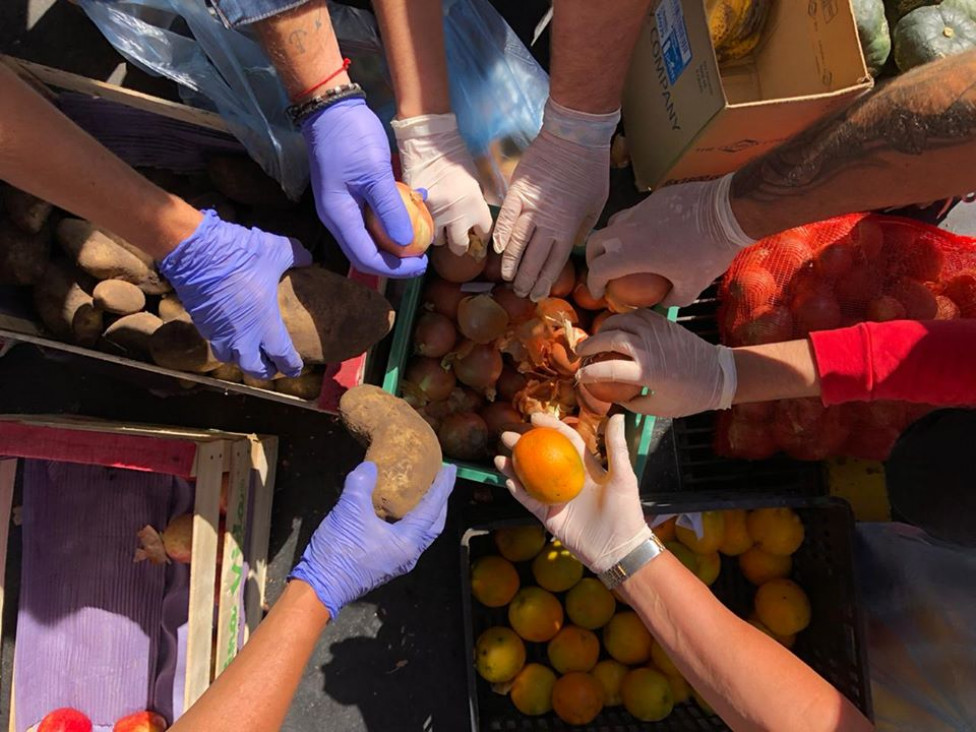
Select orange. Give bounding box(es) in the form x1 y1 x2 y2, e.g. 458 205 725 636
512 427 585 504
754 578 811 636
666 672 691 704
510 663 557 716
591 659 628 707
551 672 604 725
494 524 546 562
739 546 792 585
718 509 753 556
603 611 653 665
665 541 699 574
675 511 725 554
621 667 674 722
747 508 805 556
508 587 564 642
470 555 520 607
565 577 616 629
532 540 584 592
695 552 721 586
547 625 600 673
651 516 677 542
650 639 679 677
747 616 797 649
475 626 526 683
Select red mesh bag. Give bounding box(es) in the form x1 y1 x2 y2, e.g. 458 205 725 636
716 212 976 462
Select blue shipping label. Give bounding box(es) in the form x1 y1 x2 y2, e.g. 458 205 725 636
655 0 693 85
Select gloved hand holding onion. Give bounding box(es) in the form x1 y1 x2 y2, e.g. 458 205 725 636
364 182 435 258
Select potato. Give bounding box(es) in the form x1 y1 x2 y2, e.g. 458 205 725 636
33 260 102 346
206 155 294 209
274 372 323 400
279 267 395 364
242 374 275 389
102 312 163 356
2 187 52 234
211 363 243 383
56 219 170 295
149 320 219 373
93 280 146 315
339 385 442 520
0 220 50 285
158 294 192 323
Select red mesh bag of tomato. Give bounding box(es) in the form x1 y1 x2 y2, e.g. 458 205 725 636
715 212 976 462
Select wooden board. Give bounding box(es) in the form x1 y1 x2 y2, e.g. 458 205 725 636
244 437 277 641
215 441 250 674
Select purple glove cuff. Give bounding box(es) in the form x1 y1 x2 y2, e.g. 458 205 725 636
158 208 223 282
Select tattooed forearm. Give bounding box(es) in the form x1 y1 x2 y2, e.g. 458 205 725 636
288 29 307 54
730 51 976 238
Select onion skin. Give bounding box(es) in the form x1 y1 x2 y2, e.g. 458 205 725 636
550 260 576 298
438 412 489 460
431 246 487 283
406 356 456 402
365 182 433 258
605 273 672 312
457 294 510 344
423 277 466 319
414 311 457 358
536 298 580 325
581 351 642 403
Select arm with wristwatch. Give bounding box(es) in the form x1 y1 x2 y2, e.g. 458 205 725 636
496 414 873 732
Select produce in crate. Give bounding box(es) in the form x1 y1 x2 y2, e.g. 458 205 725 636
853 0 892 75
0 218 50 286
475 626 526 683
3 186 52 234
892 4 976 71
706 0 773 64
34 708 92 732
551 672 604 725
134 513 193 565
364 182 433 258
112 711 168 732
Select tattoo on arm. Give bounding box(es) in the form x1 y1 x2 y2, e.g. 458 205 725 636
732 51 976 204
288 29 307 54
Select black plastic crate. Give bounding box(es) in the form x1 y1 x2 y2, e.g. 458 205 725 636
460 495 871 731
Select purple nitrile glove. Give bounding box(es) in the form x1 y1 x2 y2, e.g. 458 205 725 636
159 209 313 379
290 462 456 617
302 97 427 278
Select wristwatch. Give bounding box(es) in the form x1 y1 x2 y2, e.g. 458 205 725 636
598 534 667 590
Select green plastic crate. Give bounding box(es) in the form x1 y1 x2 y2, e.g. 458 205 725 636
380 268 678 485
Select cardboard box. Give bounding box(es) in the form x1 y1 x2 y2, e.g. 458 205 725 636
623 0 874 188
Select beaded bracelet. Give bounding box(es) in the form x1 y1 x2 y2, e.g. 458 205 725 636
287 83 366 126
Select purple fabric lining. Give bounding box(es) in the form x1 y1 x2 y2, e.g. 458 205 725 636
16 461 192 731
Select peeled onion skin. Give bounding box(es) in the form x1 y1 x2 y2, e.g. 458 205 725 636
605 273 672 312
457 294 510 344
365 182 434 258
580 351 643 404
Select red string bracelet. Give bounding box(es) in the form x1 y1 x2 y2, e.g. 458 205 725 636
293 58 352 101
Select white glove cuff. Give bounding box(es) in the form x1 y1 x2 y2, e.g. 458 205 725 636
591 523 653 574
391 113 459 140
715 345 738 411
712 173 755 250
543 98 620 149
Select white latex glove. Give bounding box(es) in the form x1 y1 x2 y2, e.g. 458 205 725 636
391 113 493 255
495 413 652 574
576 309 737 418
493 98 619 302
586 174 755 308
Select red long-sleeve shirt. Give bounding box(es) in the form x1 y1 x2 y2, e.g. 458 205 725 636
809 320 976 406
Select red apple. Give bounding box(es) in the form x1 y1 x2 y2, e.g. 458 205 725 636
38 709 92 732
113 711 168 732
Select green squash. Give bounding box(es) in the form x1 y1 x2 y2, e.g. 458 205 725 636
885 0 938 25
854 0 892 75
943 0 976 21
893 5 976 71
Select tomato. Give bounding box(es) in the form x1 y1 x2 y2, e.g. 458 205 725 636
888 227 944 282
866 295 907 322
724 416 778 460
943 273 976 317
815 242 854 280
729 267 778 312
789 266 824 301
767 236 813 282
887 277 938 319
732 305 794 346
935 295 960 320
849 218 885 261
791 289 842 334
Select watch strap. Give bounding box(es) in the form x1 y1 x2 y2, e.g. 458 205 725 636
598 535 666 590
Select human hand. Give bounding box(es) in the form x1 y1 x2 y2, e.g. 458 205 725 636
493 99 619 302
302 97 426 278
289 462 456 616
586 174 755 308
158 209 312 379
576 309 736 418
495 413 650 574
392 113 492 256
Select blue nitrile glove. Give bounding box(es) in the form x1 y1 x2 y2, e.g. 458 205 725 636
302 97 427 278
158 209 313 379
290 461 456 617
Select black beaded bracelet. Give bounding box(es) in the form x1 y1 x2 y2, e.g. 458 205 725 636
287 83 366 126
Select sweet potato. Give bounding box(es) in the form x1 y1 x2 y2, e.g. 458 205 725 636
33 260 103 346
158 294 192 323
279 267 395 364
0 219 50 285
206 155 294 209
102 311 163 356
150 320 219 373
93 279 146 315
2 187 52 234
56 219 170 294
339 385 442 520
274 371 323 400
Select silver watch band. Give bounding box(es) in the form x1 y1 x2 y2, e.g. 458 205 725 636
598 535 666 590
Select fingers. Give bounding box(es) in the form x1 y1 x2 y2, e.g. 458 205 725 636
363 176 414 246
471 204 494 248
263 318 304 378
286 237 314 268
575 329 641 360
513 232 554 300
342 461 380 512
529 240 572 302
446 221 471 256
603 414 638 486
576 358 643 386
501 217 536 285
492 192 521 256
326 195 428 278
493 454 549 524
237 347 277 380
397 464 456 538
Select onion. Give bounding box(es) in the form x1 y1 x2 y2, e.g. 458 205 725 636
493 286 536 324
413 311 457 358
431 246 487 283
484 249 504 282
571 271 607 310
449 386 485 414
457 294 510 344
438 412 489 460
423 277 466 319
591 310 613 332
576 382 612 416
536 297 580 325
481 401 526 438
497 366 528 402
606 273 672 312
581 351 642 403
365 182 434 258
551 260 576 297
452 341 503 398
405 356 456 402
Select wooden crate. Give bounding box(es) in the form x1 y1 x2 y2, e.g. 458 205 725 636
0 415 277 728
0 55 383 414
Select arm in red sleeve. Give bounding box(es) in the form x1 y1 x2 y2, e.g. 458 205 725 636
809 320 976 406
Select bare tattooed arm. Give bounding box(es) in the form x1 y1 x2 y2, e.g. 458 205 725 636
731 51 976 239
